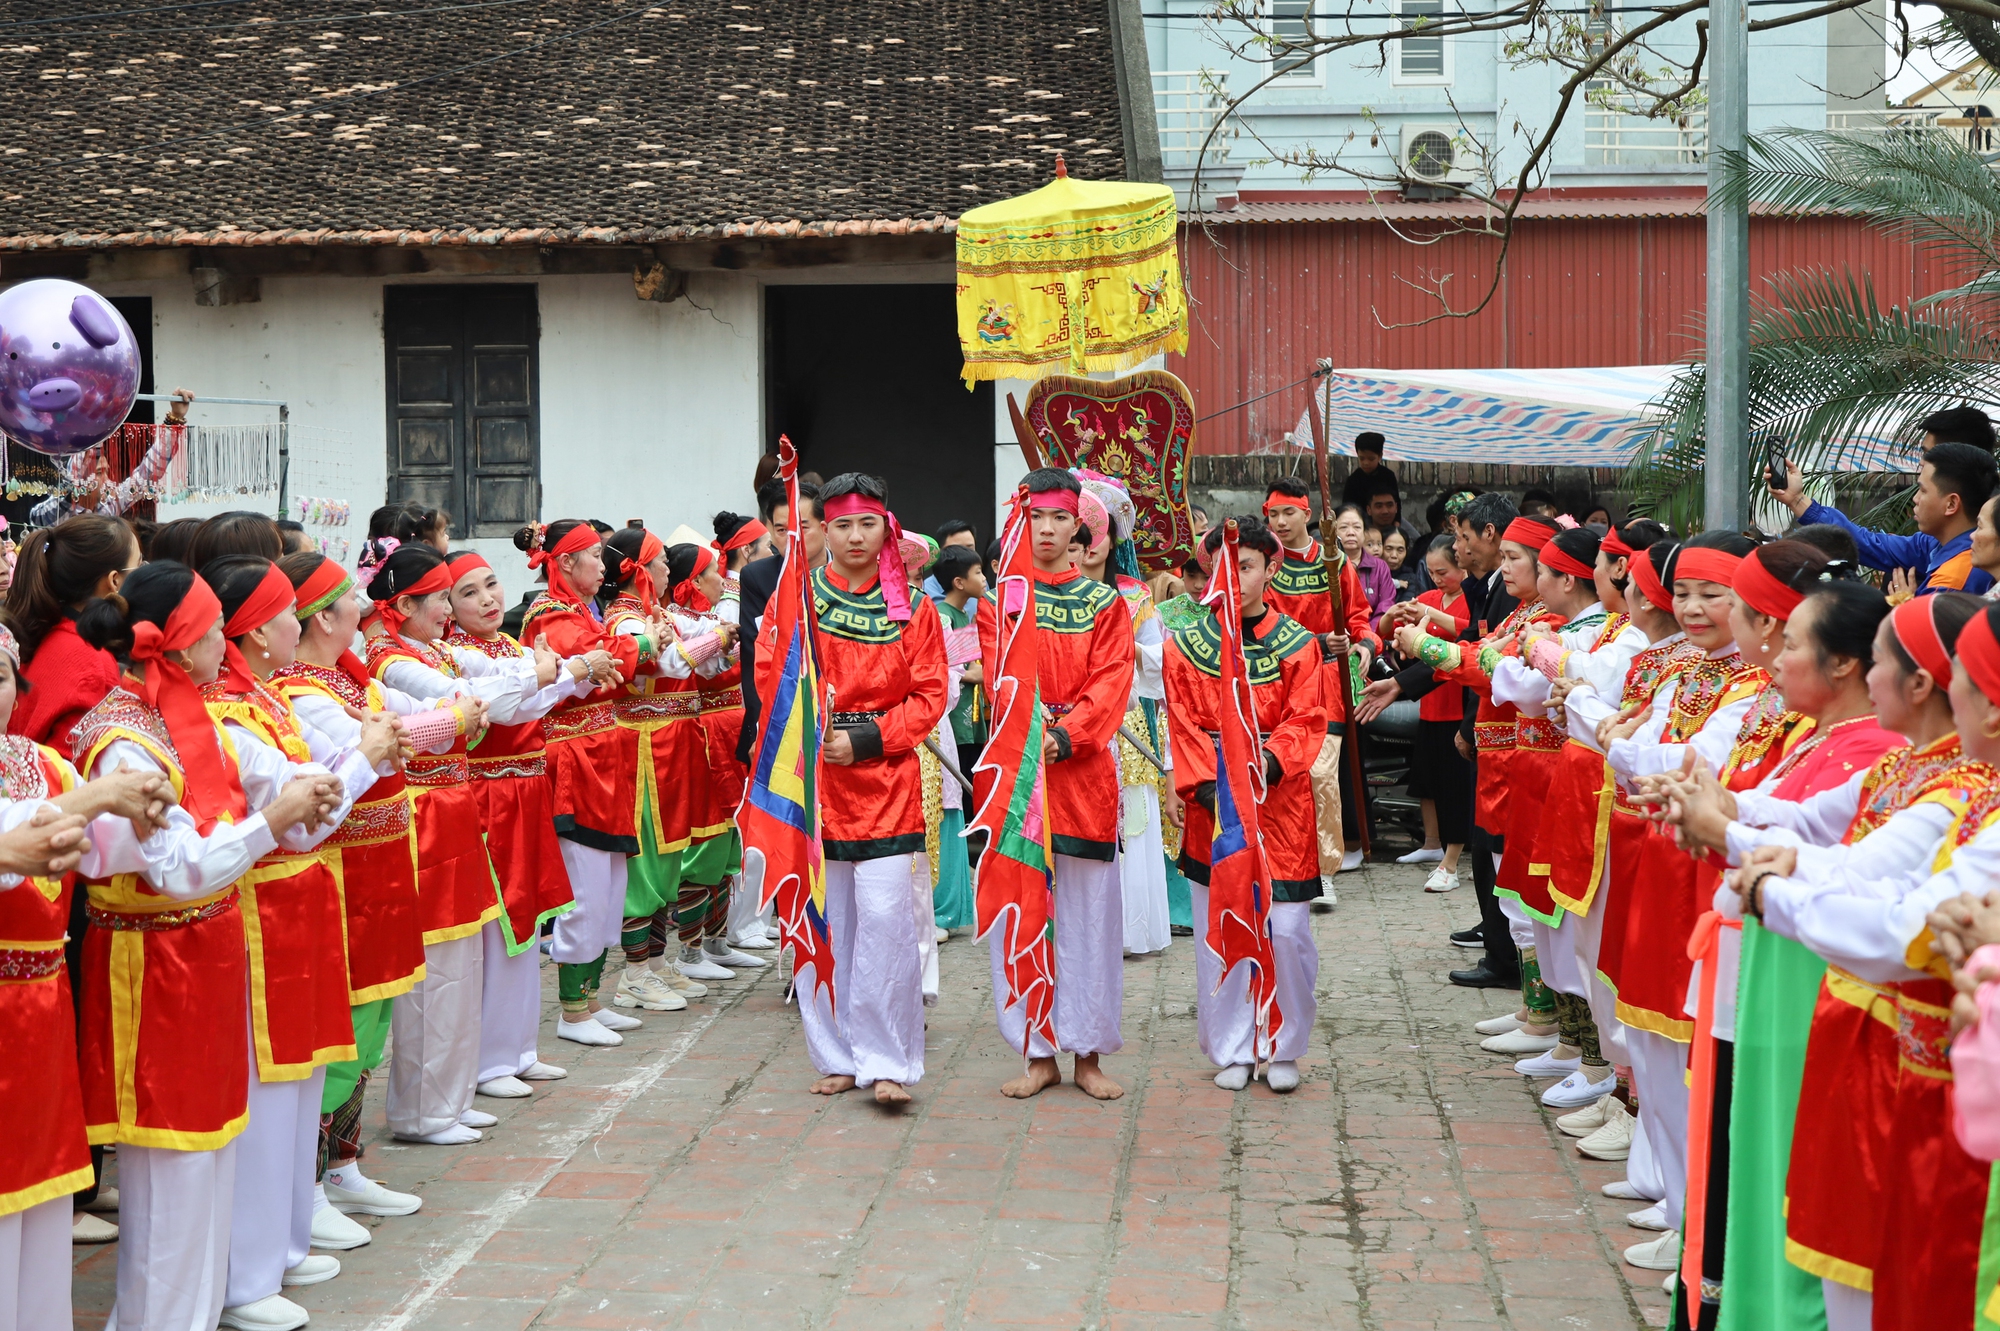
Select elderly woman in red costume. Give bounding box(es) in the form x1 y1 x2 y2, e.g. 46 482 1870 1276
773 471 946 1107
445 550 616 1097
69 561 346 1331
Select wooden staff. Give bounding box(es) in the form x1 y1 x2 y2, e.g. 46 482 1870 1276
1307 366 1372 857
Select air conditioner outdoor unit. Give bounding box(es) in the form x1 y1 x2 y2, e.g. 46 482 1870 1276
1398 123 1477 187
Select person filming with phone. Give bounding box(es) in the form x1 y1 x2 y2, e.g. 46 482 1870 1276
1767 420 1998 597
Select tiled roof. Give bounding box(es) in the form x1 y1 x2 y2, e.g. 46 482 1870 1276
1190 197 1817 224
0 0 1130 249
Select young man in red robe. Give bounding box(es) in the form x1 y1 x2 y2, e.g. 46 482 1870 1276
1258 477 1380 887
772 471 947 1107
980 468 1137 1100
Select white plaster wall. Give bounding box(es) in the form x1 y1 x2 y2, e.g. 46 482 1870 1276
82 268 762 600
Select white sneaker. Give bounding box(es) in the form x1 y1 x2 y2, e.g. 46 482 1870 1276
324 1169 422 1217
1602 1176 1658 1202
703 941 771 969
592 1007 643 1032
72 1212 118 1244
1424 867 1459 893
1514 1049 1584 1078
675 951 733 981
282 1253 341 1286
1473 1011 1525 1037
650 958 708 997
1480 1028 1559 1055
1396 846 1445 865
731 931 777 950
557 1016 621 1046
1541 1068 1616 1108
477 1075 532 1098
219 1294 309 1330
1318 876 1339 905
934 925 950 944
393 1124 480 1146
310 1193 371 1249
615 966 686 1011
1266 1060 1301 1092
458 1108 498 1129
82 1186 119 1214
521 1060 568 1080
1214 1064 1251 1091
1627 1204 1670 1232
1624 1230 1681 1272
1556 1096 1613 1138
1340 849 1365 872
1578 1098 1636 1161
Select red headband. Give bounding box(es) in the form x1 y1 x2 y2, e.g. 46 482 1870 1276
224 562 298 639
822 494 887 521
1957 606 2000 702
1892 595 1953 684
671 542 715 612
447 552 491 585
1732 552 1803 622
1025 488 1080 516
1540 544 1595 581
294 557 352 620
623 530 667 616
376 560 455 640
528 522 601 608
1675 548 1743 587
130 575 247 831
1262 494 1310 515
1502 518 1556 552
720 520 767 553
1601 528 1636 559
1630 546 1675 612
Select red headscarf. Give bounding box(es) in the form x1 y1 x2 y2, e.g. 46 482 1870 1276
218 562 297 695
1540 542 1595 581
374 559 454 642
447 551 491 585
1630 545 1676 613
130 574 247 830
1676 548 1744 587
290 557 374 696
1891 594 1953 684
1956 605 2000 701
527 521 603 608
1502 517 1557 552
821 493 912 622
1732 549 1804 622
621 531 667 617
670 542 715 614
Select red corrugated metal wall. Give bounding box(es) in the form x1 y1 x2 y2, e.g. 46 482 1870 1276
1174 216 1962 454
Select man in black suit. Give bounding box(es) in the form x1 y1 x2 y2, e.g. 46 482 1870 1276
737 480 824 763
1358 491 1521 989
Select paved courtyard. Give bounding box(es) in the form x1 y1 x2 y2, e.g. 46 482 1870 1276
73 862 1672 1330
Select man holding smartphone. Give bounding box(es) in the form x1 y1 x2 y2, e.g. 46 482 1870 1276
1768 439 1997 596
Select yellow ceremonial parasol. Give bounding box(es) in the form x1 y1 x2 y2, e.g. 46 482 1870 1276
955 157 1187 386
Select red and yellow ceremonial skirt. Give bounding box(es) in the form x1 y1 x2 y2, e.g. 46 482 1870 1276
1783 967 1899 1293
79 873 249 1149
0 872 92 1214
1597 810 1697 1042
1496 715 1566 917
616 690 717 853
241 850 356 1080
546 698 638 848
1535 739 1618 917
469 736 574 951
699 681 747 824
326 769 425 1003
1871 979 1992 1331
407 745 500 945
1473 712 1518 832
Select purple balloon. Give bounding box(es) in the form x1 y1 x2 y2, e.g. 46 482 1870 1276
0 279 140 456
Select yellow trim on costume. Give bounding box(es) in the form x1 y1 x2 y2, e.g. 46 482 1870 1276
628 724 695 855
1527 862 1552 877
0 1164 95 1220
421 901 501 948
109 930 142 1135
324 852 423 1005
1904 926 1955 982
87 1109 249 1151
1985 1277 2000 1324
348 968 424 1006
0 936 63 950
1824 969 1899 1031
689 818 734 841
241 854 358 1082
1547 753 1616 915
1614 998 1694 1044
1784 1234 1873 1292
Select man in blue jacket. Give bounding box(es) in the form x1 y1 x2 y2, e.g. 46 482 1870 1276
1770 435 1996 596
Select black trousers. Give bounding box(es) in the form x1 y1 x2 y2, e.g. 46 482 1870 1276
64 888 104 1205
1472 825 1518 977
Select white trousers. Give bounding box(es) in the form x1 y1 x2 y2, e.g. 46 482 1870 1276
727 866 772 945
989 853 1123 1059
1190 888 1317 1066
1823 1278 1871 1331
1626 1028 1691 1230
1119 786 1172 956
387 933 483 1138
477 918 542 1084
109 1141 236 1331
1572 881 1630 1067
1496 863 1535 948
1625 1108 1666 1202
797 855 926 1086
0 1195 70 1331
549 841 627 964
225 1065 323 1307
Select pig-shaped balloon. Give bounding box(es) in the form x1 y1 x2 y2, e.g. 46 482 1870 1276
0 279 140 456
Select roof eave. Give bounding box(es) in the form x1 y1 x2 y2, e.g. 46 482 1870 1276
0 215 961 252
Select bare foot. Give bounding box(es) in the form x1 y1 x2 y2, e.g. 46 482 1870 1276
810 1074 857 1095
1072 1053 1124 1101
873 1080 912 1106
1000 1056 1062 1099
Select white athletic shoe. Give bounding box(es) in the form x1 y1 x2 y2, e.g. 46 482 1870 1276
1577 1097 1636 1161
1319 875 1340 904
1266 1061 1301 1092
477 1075 532 1099
459 1108 498 1129
1626 1204 1670 1232
615 966 686 1011
1340 848 1365 872
556 1016 622 1047
1514 1049 1584 1078
521 1060 568 1080
1601 1176 1658 1202
1556 1095 1613 1138
393 1124 480 1146
1624 1230 1681 1272
731 930 777 950
1541 1069 1617 1108
1424 867 1460 893
1473 1011 1525 1037
593 1007 643 1032
1214 1064 1251 1091
1480 1028 1559 1055
675 951 733 981
72 1212 118 1244
282 1254 341 1287
1396 846 1445 865
219 1294 309 1331
309 1193 371 1250
324 1169 422 1217
934 925 950 944
703 940 771 969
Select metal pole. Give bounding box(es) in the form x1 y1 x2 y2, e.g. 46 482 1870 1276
1703 0 1750 531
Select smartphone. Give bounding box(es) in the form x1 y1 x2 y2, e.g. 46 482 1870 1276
1765 439 1789 492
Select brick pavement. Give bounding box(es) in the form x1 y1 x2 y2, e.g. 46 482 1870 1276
72 863 1672 1330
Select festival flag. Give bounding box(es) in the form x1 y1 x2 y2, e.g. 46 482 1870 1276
970 487 1059 1054
740 436 837 1012
1203 519 1284 1055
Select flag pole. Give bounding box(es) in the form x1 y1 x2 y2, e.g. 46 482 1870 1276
1307 362 1371 858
